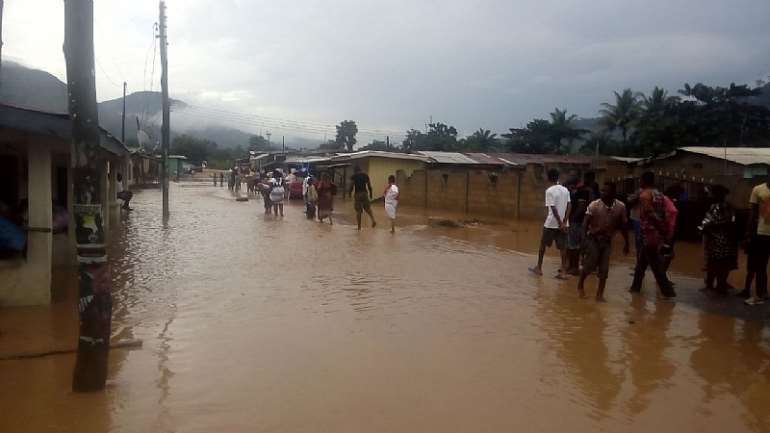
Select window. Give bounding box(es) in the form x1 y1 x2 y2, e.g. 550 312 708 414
488 172 498 188
744 165 768 179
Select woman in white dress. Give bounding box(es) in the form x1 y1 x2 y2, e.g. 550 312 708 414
269 169 285 217
384 175 399 233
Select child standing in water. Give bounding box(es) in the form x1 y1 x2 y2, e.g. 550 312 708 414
384 175 399 234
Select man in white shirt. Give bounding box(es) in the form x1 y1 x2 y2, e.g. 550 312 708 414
530 168 571 279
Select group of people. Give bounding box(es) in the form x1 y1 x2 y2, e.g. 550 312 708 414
249 166 400 233
530 168 770 306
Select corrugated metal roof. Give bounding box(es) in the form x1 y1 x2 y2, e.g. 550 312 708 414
464 153 513 166
331 150 430 162
417 151 480 164
0 103 129 156
679 146 770 166
482 153 595 165
610 156 645 163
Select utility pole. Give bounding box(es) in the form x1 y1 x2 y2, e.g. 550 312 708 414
386 135 390 148
266 131 272 149
64 0 113 392
159 1 170 221
282 135 285 155
121 81 127 143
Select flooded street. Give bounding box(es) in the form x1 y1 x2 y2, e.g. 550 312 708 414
2 184 770 433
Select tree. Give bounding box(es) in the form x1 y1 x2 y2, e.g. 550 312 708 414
502 109 586 154
677 82 770 147
503 119 557 153
548 108 588 152
248 134 270 151
463 128 499 152
599 89 642 147
634 87 682 155
361 139 398 152
417 122 458 151
402 129 422 153
171 134 217 163
335 120 358 152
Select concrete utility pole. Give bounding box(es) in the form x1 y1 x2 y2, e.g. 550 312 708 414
159 1 170 220
121 81 127 143
282 135 285 154
63 0 113 392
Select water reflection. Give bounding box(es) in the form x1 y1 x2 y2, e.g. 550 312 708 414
623 296 676 415
537 292 623 422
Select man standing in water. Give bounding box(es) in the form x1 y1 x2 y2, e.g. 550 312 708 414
630 172 676 299
348 165 376 230
530 169 571 279
744 173 770 305
577 182 630 301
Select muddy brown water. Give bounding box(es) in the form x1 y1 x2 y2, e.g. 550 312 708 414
1 184 769 433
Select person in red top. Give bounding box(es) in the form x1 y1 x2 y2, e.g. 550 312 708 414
577 182 630 301
630 172 676 299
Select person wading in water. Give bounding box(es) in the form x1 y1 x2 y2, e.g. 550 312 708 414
530 168 571 279
576 182 630 302
348 165 376 230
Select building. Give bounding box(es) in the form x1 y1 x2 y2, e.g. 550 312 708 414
0 104 130 306
614 146 770 240
318 151 430 198
393 151 626 219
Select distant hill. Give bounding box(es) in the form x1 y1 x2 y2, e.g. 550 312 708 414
0 61 274 149
0 61 68 112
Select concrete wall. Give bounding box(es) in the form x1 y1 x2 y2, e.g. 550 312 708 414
349 157 425 199
396 161 613 220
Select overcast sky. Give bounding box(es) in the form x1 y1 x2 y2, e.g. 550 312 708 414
4 0 770 141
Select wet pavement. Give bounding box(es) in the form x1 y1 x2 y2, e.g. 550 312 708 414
1 183 769 433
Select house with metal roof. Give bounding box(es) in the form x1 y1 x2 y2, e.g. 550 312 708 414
317 151 431 199
0 103 130 306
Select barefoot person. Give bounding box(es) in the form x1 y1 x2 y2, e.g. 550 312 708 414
316 172 336 225
530 169 571 279
384 175 399 234
348 165 376 230
577 182 630 301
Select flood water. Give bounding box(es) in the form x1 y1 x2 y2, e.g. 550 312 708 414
1 183 769 433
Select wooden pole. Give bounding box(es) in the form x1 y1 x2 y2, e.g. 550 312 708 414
159 1 170 220
63 0 112 392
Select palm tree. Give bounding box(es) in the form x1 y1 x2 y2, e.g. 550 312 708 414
549 108 588 152
468 128 498 151
642 86 679 112
599 89 642 146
